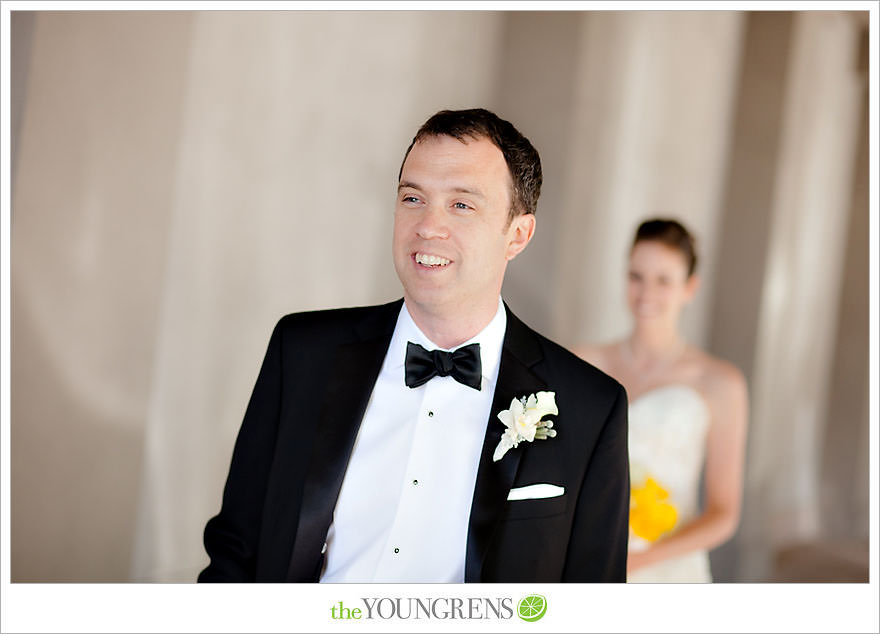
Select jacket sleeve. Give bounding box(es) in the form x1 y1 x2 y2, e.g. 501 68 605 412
198 320 285 582
562 383 630 581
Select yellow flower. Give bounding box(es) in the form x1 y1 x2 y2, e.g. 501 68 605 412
629 476 678 542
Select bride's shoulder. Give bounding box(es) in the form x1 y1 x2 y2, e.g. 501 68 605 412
571 341 622 374
691 350 748 411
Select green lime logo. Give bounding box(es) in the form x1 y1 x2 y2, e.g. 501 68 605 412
517 594 547 622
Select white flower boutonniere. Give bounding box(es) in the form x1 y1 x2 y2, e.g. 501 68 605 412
493 391 558 462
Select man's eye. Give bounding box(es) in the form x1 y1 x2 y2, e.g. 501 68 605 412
402 195 420 203
453 202 471 210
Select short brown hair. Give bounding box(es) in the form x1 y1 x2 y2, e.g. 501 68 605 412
399 108 543 221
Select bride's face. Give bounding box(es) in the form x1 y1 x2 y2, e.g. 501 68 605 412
627 240 698 324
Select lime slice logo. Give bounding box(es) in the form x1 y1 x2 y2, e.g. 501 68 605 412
517 594 547 622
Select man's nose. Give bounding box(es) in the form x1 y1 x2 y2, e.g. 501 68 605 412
415 204 449 239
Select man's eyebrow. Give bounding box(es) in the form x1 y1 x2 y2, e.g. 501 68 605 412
397 180 486 199
452 186 486 199
398 180 420 192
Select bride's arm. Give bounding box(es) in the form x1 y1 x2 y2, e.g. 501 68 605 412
627 362 749 574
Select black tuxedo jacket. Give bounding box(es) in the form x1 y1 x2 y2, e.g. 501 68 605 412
199 299 629 582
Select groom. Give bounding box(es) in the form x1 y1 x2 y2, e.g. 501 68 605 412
198 108 629 582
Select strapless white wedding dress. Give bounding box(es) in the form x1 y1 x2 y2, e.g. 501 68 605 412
627 384 712 583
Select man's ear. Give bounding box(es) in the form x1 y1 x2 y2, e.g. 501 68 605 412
506 213 536 261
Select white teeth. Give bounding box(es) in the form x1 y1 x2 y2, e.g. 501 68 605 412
415 253 451 267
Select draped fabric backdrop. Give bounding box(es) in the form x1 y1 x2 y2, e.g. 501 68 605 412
9 10 870 582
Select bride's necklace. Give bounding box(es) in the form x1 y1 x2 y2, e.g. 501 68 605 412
622 337 687 375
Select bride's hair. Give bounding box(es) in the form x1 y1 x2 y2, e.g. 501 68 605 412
633 218 698 276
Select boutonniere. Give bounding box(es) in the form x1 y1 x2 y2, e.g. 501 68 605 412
493 391 558 462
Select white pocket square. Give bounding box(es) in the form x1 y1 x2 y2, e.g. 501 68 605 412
507 483 565 501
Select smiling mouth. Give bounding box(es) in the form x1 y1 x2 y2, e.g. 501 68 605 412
413 252 452 268
633 302 661 315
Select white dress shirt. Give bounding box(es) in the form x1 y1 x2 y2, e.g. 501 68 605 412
319 298 507 583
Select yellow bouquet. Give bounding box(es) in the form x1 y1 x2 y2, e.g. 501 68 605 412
629 476 678 543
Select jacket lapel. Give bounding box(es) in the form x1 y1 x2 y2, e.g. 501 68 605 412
286 300 400 581
465 305 547 582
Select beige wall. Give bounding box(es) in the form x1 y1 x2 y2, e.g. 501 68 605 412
9 10 870 582
728 11 866 581
820 25 870 542
12 11 194 581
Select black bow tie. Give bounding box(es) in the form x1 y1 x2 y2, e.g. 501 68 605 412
404 342 482 391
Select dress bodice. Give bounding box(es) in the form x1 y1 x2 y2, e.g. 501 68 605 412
627 384 712 582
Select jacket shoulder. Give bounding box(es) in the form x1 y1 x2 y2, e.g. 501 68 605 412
273 299 402 341
504 306 622 395
534 331 624 396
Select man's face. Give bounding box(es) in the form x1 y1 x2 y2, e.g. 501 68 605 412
393 134 535 323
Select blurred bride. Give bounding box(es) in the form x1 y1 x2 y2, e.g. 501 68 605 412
574 218 748 582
